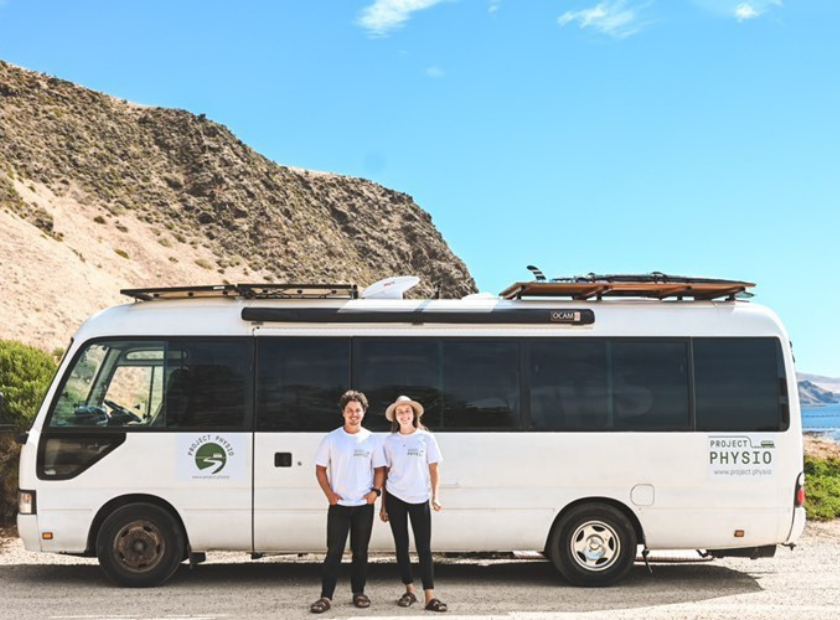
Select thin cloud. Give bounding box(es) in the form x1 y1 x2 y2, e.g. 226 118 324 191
558 1 648 39
489 0 502 15
690 0 782 21
358 0 448 38
735 3 760 21
426 66 445 78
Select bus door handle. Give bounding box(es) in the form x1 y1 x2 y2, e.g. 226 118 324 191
274 452 293 467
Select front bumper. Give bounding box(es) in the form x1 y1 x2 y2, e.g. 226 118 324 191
16 514 41 552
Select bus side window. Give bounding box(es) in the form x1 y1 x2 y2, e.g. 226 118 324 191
694 338 786 432
528 340 609 431
441 340 520 430
162 340 252 430
610 341 690 431
256 338 350 432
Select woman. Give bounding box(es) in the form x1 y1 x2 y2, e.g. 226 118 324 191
380 395 448 612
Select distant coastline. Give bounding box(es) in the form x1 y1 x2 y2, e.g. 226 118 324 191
802 403 840 442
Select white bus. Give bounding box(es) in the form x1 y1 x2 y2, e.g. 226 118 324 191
14 275 806 588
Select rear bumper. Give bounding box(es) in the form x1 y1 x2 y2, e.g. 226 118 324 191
16 514 41 552
787 506 806 544
708 545 777 559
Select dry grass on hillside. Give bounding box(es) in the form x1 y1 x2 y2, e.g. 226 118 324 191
804 435 840 460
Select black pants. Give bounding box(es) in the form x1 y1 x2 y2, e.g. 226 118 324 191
320 504 375 599
386 494 434 590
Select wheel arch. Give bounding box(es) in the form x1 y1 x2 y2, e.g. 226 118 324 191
87 494 190 558
543 497 645 555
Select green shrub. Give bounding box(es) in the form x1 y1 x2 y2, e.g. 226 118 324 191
804 455 840 521
0 340 56 429
0 340 57 525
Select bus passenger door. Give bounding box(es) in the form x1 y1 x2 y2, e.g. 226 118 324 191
252 335 352 552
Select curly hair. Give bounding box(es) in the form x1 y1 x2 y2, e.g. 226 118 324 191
338 390 369 411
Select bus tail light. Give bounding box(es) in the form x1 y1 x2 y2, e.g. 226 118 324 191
794 473 805 508
18 490 36 515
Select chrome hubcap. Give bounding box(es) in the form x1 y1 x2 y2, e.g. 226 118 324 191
570 520 620 572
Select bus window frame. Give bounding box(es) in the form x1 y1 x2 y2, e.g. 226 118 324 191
42 336 255 434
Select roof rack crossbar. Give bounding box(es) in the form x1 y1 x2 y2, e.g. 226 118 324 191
121 283 359 302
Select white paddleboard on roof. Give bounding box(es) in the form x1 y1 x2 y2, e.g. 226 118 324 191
361 275 420 299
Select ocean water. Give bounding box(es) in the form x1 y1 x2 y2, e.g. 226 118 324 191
802 403 840 442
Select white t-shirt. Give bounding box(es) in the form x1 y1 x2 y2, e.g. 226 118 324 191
315 427 386 507
383 429 443 504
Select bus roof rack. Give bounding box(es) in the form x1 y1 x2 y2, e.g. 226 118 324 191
499 273 755 302
238 284 359 300
121 283 359 302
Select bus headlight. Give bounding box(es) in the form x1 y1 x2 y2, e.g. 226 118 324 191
18 490 36 515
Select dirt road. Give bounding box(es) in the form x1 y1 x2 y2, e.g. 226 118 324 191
1 521 838 619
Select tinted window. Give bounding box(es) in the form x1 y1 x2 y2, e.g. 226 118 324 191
162 340 252 429
441 340 520 429
48 339 252 430
354 339 440 431
529 340 609 430
611 341 690 430
694 338 786 431
257 338 350 432
529 340 689 431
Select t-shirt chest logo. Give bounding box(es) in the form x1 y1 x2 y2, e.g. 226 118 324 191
354 448 371 458
405 439 426 458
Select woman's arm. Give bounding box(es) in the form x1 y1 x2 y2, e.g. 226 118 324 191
379 468 390 522
429 462 441 511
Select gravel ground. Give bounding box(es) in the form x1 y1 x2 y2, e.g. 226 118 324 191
1 521 839 619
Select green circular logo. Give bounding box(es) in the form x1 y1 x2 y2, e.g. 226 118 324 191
195 442 227 474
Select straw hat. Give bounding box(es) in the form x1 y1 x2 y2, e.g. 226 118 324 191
385 395 424 422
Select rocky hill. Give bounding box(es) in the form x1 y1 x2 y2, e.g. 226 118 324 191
798 380 839 406
0 60 476 352
798 373 840 396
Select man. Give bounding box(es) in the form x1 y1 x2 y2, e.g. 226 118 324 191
310 390 386 614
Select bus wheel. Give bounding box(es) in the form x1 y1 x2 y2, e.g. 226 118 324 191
548 503 637 587
95 503 185 587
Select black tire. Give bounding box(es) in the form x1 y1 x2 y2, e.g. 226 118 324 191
95 503 185 587
548 502 637 587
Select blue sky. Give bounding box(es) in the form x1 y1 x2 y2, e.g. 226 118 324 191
1 1 839 376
